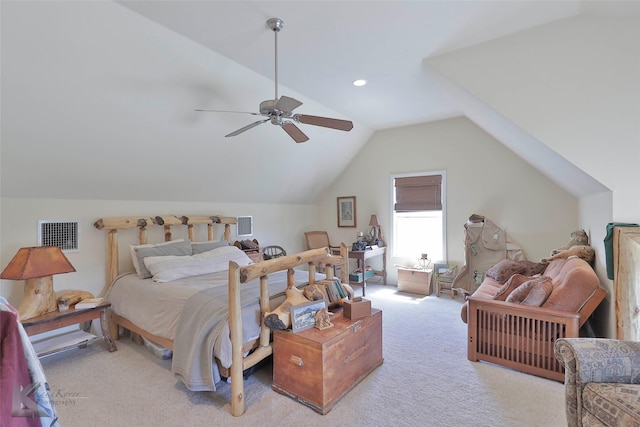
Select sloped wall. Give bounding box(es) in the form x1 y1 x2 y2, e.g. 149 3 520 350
316 117 579 284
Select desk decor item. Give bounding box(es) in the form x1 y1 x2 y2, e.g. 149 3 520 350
57 297 71 312
337 196 356 227
314 308 333 330
343 297 372 320
418 253 431 270
292 300 328 333
1 246 76 320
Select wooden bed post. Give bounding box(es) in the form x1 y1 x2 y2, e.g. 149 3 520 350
107 230 119 286
138 226 147 245
224 224 231 243
207 223 213 241
258 276 271 348
229 261 245 417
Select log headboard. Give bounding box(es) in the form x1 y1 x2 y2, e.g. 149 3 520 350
93 215 237 285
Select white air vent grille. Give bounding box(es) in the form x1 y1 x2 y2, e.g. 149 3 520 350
38 220 79 252
237 216 253 237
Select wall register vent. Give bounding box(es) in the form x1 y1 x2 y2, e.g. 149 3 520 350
237 216 253 237
38 220 80 252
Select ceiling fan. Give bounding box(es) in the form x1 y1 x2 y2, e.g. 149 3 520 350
196 18 353 143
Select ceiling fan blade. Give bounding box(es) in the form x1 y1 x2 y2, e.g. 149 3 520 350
282 123 309 143
275 96 303 113
295 114 354 131
225 119 269 137
196 109 261 116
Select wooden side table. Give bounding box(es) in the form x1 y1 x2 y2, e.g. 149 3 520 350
349 246 387 296
21 301 117 357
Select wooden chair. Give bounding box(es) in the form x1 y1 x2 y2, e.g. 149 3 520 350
262 245 286 260
304 231 341 273
434 263 457 297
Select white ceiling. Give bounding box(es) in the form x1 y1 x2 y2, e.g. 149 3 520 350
2 1 636 204
118 0 588 130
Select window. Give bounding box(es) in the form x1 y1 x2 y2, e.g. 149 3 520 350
391 172 445 262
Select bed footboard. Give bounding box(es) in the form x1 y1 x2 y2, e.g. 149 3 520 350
467 296 580 382
228 244 348 417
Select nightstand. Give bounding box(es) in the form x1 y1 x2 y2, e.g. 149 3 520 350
21 301 117 357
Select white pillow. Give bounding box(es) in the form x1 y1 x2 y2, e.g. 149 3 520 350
144 246 253 283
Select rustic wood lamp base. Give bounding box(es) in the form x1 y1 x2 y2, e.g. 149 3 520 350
18 276 58 321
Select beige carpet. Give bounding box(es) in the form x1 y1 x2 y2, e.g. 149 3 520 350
40 284 566 426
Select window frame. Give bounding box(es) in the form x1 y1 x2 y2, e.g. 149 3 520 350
389 171 447 263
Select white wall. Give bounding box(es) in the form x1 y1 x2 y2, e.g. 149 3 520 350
315 116 579 285
426 13 639 338
580 191 614 337
0 198 317 308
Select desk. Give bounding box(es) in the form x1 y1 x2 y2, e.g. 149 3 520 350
349 247 387 296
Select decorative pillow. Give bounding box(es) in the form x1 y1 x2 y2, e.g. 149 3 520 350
519 260 547 277
485 259 526 284
191 240 229 255
144 245 253 283
130 239 188 277
492 274 530 301
505 276 553 307
133 239 192 279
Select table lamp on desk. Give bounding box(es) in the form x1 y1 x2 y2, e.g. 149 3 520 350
1 246 76 320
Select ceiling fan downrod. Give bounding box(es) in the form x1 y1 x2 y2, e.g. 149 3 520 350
267 18 284 102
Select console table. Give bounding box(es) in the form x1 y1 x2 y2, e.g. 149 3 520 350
349 246 387 296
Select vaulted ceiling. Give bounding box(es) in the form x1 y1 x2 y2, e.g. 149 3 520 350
2 1 634 204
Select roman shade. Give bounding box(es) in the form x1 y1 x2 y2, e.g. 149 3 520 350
394 175 442 212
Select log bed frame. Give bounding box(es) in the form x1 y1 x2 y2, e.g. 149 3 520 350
94 215 348 416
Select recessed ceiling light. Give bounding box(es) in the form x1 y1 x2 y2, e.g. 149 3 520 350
353 79 367 87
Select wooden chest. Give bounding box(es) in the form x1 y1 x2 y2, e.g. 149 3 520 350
397 267 432 295
272 309 383 414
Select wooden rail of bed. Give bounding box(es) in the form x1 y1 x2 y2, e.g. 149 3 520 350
228 243 349 417
94 215 237 285
95 215 349 417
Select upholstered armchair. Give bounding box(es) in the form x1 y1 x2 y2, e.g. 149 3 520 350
554 338 640 427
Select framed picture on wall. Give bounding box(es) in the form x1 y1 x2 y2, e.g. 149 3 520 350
337 196 357 228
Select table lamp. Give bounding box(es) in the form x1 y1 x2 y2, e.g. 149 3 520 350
369 215 380 243
1 246 76 320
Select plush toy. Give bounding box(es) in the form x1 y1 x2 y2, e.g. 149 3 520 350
550 229 589 256
540 244 595 265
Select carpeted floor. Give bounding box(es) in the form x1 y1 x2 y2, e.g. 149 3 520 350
40 283 566 426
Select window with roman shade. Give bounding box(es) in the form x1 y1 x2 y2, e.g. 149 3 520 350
394 175 442 212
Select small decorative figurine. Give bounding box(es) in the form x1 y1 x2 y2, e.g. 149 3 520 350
314 308 333 330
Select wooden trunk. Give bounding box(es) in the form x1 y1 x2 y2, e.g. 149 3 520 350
272 309 383 414
397 268 432 296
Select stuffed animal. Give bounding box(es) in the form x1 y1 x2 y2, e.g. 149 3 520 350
540 244 595 265
550 229 589 256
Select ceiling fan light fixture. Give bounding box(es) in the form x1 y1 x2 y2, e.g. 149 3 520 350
197 17 354 143
353 79 367 87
